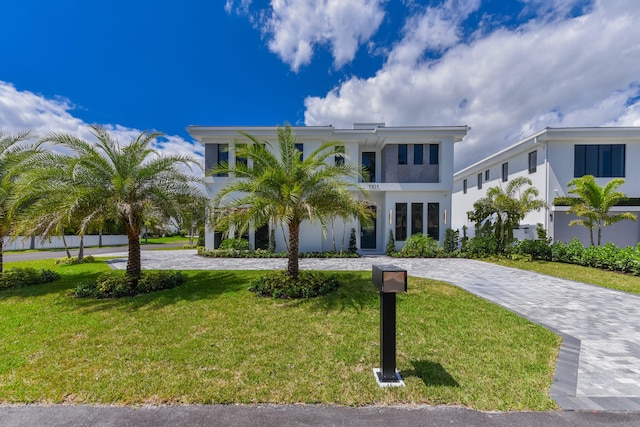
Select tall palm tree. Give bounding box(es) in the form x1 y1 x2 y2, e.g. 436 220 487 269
567 175 636 246
15 126 206 281
212 125 371 279
0 130 36 272
468 176 546 252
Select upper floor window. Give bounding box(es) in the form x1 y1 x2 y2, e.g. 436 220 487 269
236 144 247 168
362 152 376 182
463 178 468 194
429 144 439 165
295 143 304 161
398 144 408 165
574 144 625 177
334 145 345 166
485 170 490 181
528 150 537 174
217 144 229 177
477 172 482 190
501 162 508 182
414 144 423 165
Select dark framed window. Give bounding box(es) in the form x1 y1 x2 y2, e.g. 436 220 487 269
528 150 537 174
463 179 468 194
334 145 345 166
295 143 303 161
574 144 625 177
395 203 407 241
236 144 247 168
362 152 376 182
398 144 408 165
413 144 423 165
429 144 439 165
477 172 482 189
485 170 490 181
216 144 229 177
411 203 423 235
427 203 439 240
501 162 508 182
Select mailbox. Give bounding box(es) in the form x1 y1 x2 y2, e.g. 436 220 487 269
372 264 407 293
372 264 407 386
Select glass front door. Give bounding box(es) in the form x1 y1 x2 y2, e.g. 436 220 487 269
361 206 377 249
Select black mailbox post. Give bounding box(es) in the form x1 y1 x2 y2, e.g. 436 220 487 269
372 264 407 386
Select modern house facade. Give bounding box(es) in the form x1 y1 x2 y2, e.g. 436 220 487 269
452 127 640 247
188 123 469 254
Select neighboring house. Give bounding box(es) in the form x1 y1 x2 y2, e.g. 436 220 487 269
452 127 640 247
188 123 469 254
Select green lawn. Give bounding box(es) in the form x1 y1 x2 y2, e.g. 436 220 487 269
0 259 559 410
489 257 640 295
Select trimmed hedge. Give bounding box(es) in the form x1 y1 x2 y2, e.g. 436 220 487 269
197 247 359 258
0 268 60 291
248 271 339 299
74 271 186 298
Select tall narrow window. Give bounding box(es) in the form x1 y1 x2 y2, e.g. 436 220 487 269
217 144 229 177
429 144 439 165
413 144 423 165
398 144 408 165
485 170 490 181
501 162 508 182
334 145 345 166
463 179 468 194
362 152 376 182
236 144 247 168
411 203 423 235
427 203 439 240
477 172 482 189
528 150 537 174
295 143 303 161
395 203 407 241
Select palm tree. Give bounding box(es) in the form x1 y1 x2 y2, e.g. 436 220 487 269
0 130 36 272
15 126 206 281
211 125 371 279
468 176 546 252
567 175 637 246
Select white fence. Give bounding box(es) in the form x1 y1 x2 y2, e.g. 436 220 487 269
4 235 128 251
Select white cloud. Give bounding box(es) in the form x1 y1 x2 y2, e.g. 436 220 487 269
303 0 640 170
261 0 386 71
225 0 253 15
0 81 203 166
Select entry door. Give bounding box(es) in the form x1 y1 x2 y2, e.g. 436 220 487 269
361 206 377 249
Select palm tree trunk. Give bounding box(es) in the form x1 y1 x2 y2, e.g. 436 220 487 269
98 228 103 248
78 234 84 261
61 230 71 258
287 221 300 279
597 224 602 247
0 234 4 273
126 225 142 281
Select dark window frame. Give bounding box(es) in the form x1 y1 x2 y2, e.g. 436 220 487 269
362 152 376 182
216 143 229 177
427 203 439 240
429 144 439 165
413 144 423 165
395 203 408 241
463 179 467 194
485 170 490 181
574 144 625 177
528 150 537 174
501 162 508 182
398 144 408 165
295 143 304 161
411 203 423 236
477 172 482 189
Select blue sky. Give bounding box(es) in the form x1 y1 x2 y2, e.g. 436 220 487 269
1 0 638 169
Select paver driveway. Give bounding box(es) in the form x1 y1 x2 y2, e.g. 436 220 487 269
107 251 640 410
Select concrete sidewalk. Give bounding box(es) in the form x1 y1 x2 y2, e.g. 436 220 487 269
102 251 640 411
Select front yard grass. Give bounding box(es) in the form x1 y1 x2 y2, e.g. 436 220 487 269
489 257 640 295
0 259 559 410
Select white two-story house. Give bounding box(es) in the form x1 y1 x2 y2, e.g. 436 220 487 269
188 123 469 254
452 127 640 247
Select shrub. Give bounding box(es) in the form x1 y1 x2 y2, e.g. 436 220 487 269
248 270 339 299
398 233 439 257
0 268 60 291
463 234 499 258
348 228 358 254
197 246 359 259
444 228 459 254
55 255 96 265
515 239 552 261
267 229 276 253
197 227 205 247
219 238 250 251
74 271 186 298
386 230 396 255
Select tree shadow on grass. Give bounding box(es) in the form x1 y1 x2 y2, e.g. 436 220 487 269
400 360 460 388
293 271 380 313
